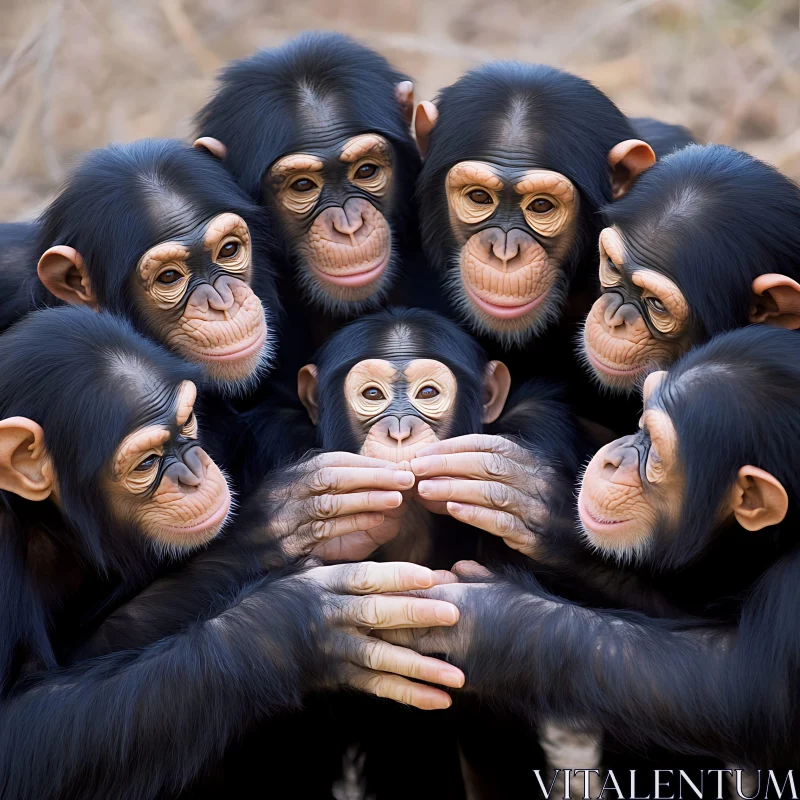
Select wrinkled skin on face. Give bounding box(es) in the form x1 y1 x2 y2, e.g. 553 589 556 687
581 227 692 393
133 213 270 391
577 371 682 562
105 380 232 552
267 134 397 313
445 161 579 345
344 358 458 462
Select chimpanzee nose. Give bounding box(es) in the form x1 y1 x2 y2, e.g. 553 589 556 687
331 198 366 237
163 453 203 488
597 436 637 477
372 415 427 444
491 232 521 267
602 293 639 329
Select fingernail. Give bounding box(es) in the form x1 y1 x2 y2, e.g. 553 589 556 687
432 696 452 710
448 502 463 513
417 480 431 495
439 669 465 688
394 470 415 487
387 491 403 507
435 604 459 624
410 458 427 475
413 569 434 588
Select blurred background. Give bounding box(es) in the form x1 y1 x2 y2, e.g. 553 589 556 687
0 0 797 220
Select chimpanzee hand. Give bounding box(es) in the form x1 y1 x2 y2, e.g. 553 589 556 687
373 561 494 669
302 560 465 709
411 435 557 558
262 452 415 561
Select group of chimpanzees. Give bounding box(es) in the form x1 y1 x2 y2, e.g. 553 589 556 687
0 30 799 800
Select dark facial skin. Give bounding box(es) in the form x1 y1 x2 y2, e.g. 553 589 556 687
265 131 396 313
131 208 269 391
581 227 692 393
444 158 579 346
104 379 231 552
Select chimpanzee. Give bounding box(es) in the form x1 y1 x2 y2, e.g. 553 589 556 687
0 306 464 800
194 32 438 375
242 307 588 570
384 325 800 767
629 116 697 158
581 144 800 427
0 221 48 330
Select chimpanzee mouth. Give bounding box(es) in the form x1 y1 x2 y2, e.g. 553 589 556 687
584 346 648 378
163 484 232 537
577 492 633 532
198 324 268 362
464 283 550 319
311 250 390 288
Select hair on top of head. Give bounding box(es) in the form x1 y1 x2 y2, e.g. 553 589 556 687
654 325 800 566
36 139 273 313
602 144 800 338
418 61 637 213
195 31 420 201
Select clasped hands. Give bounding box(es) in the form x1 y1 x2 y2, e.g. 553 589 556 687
266 434 554 562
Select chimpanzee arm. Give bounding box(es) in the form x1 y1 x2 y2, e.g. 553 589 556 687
1 571 329 800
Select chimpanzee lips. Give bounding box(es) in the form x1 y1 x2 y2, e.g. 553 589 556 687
584 346 648 378
464 282 550 319
577 492 634 532
310 249 389 287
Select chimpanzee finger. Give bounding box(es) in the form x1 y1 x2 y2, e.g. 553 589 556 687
309 560 437 594
343 633 464 687
411 451 521 482
306 466 415 496
303 451 403 471
344 667 452 710
445 501 534 549
416 478 528 514
414 434 524 460
304 490 403 521
331 593 460 629
287 511 385 556
452 560 493 579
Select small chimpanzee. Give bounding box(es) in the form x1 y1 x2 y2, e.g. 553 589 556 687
0 221 49 330
385 325 800 767
194 32 437 373
581 144 800 417
0 306 464 800
244 307 587 570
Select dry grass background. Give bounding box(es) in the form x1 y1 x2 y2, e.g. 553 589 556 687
0 0 797 221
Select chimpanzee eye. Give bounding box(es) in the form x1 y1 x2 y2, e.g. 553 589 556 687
156 269 183 285
134 454 160 472
646 296 667 314
416 385 439 399
356 163 379 180
291 178 316 193
362 387 385 401
467 189 492 205
530 198 554 213
218 241 240 259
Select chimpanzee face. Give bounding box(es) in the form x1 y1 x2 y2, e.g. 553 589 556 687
342 358 459 461
444 160 580 345
103 379 231 553
130 212 269 391
265 133 397 314
580 226 693 393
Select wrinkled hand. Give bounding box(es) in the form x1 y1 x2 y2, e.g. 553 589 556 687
303 561 465 709
374 561 494 667
263 452 415 561
411 435 557 558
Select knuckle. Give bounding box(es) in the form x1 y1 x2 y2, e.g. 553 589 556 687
310 520 330 542
311 467 335 493
488 482 512 508
357 597 382 627
360 638 382 670
312 494 338 518
350 562 378 594
484 453 507 479
496 513 517 535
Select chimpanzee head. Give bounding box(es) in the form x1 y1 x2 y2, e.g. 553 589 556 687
0 307 232 576
416 62 656 347
578 326 800 569
297 307 511 461
35 139 279 395
194 32 421 316
581 144 800 393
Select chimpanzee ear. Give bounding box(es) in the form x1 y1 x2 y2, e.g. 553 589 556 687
482 360 512 424
193 137 228 161
608 139 656 199
749 274 800 330
414 101 438 158
37 246 97 308
395 81 414 126
297 365 320 425
642 370 667 406
0 417 54 502
731 465 788 532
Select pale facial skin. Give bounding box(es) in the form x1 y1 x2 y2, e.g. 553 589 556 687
105 380 232 552
445 161 579 345
581 226 691 394
134 212 270 391
267 134 397 312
